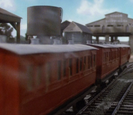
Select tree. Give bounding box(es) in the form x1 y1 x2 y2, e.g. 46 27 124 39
0 23 14 39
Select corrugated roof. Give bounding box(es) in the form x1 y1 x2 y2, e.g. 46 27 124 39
63 21 92 34
86 18 105 25
105 11 127 16
0 7 21 22
0 44 97 55
73 22 92 34
0 8 21 18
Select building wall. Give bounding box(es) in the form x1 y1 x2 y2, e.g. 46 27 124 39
64 32 92 44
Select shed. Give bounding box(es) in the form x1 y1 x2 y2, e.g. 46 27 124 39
0 7 21 43
63 21 92 44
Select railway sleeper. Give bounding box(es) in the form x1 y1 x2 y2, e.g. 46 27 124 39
117 110 133 114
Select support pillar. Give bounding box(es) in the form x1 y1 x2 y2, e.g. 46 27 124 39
105 35 109 43
129 35 133 53
111 36 113 43
115 36 118 41
96 36 99 44
17 22 20 43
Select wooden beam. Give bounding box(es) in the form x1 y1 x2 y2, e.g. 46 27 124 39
16 22 20 43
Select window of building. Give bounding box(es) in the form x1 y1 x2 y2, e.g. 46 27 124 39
94 25 100 27
88 25 93 27
117 25 123 27
107 25 113 27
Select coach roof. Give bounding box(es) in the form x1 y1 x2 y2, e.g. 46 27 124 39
0 44 97 55
115 44 130 48
89 44 111 48
89 44 130 48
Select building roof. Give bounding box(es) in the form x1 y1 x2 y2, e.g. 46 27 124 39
61 20 71 33
64 21 92 34
105 11 127 16
86 18 105 25
73 22 92 34
0 43 97 55
0 7 21 22
86 12 128 25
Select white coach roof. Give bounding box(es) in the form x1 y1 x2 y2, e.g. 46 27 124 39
88 44 111 48
88 44 130 48
0 44 97 55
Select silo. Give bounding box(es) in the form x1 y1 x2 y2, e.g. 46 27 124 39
27 6 63 36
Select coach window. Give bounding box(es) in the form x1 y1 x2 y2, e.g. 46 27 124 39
58 61 61 80
88 56 90 69
109 52 111 61
116 51 118 58
106 52 108 62
113 51 115 59
112 51 114 60
27 66 33 91
84 56 86 70
69 58 72 76
114 51 115 59
80 57 83 71
63 60 66 77
76 58 79 73
93 55 96 67
90 55 92 67
114 51 116 59
111 51 113 60
106 52 109 62
46 62 51 83
104 53 106 63
105 53 107 62
36 66 42 86
115 51 116 59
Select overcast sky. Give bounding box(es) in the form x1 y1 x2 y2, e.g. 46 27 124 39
0 0 133 41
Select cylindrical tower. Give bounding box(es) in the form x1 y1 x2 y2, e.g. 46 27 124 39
27 6 63 36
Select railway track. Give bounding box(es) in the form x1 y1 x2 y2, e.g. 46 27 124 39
76 62 133 115
55 62 133 115
77 80 121 115
106 82 133 115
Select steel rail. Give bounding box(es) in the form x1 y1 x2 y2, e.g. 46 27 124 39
111 82 133 115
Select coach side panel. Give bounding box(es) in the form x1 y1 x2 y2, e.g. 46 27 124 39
0 50 20 115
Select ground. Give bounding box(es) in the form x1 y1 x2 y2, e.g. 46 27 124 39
129 55 133 62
